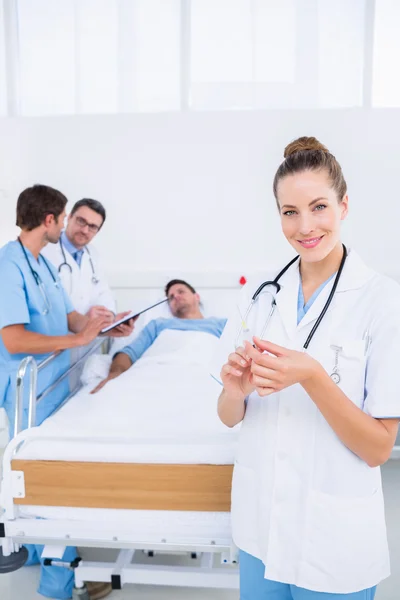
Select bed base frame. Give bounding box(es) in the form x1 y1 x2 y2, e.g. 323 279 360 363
0 342 239 592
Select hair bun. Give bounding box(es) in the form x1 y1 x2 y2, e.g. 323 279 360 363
284 136 329 159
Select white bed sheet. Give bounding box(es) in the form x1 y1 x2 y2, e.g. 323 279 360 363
18 331 238 524
16 331 237 525
18 330 238 464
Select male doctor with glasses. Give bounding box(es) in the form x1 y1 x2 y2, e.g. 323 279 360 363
43 198 116 324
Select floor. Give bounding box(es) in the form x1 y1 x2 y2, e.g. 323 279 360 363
0 460 399 599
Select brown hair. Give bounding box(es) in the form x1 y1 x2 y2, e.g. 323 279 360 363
16 184 67 231
165 279 196 297
273 136 347 205
71 198 106 226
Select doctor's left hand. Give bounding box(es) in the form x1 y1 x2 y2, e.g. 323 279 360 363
106 311 138 338
244 337 319 397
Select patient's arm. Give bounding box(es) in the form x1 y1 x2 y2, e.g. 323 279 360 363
90 352 133 394
91 320 159 393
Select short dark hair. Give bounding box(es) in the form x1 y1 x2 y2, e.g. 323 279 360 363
16 184 68 231
165 279 196 297
70 198 106 226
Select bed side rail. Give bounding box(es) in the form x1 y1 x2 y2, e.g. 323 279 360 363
13 338 109 438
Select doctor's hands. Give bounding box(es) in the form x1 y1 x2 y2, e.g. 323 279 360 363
244 337 319 397
220 346 256 401
75 316 111 346
87 305 115 324
105 312 138 338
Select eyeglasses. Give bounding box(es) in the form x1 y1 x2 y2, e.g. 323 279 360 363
75 215 100 233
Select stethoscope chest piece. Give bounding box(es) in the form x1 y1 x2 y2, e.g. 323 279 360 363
330 345 342 385
330 372 341 384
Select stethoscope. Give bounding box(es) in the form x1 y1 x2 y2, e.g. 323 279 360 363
18 237 59 316
58 237 99 285
236 244 347 380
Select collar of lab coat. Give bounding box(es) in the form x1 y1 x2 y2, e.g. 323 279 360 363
274 248 375 340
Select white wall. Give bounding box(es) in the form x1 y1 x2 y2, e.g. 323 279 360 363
0 108 399 310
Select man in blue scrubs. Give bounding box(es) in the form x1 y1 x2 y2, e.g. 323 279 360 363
0 184 134 599
92 279 227 393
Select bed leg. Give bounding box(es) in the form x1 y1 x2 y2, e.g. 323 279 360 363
221 544 239 565
72 585 90 600
0 537 28 573
200 552 213 569
73 568 89 600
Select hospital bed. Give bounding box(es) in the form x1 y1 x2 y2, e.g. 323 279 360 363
0 330 239 597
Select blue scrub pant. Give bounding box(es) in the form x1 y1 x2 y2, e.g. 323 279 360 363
25 544 78 599
6 384 77 599
239 551 377 600
8 420 77 599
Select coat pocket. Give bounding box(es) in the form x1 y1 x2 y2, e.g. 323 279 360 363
301 488 389 593
328 338 367 408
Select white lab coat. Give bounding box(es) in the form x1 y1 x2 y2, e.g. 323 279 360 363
211 249 400 594
42 241 116 315
43 241 116 390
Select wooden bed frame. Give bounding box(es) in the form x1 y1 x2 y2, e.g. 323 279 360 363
11 460 234 512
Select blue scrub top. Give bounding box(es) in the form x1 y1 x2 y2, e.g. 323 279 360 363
297 274 335 324
0 240 74 434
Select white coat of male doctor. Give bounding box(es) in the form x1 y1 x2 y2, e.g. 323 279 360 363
43 198 117 394
42 198 116 320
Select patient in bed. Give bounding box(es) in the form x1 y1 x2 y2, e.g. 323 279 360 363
91 279 227 393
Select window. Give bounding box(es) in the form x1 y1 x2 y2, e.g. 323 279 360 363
190 0 366 110
75 0 119 114
18 0 75 116
1 0 397 115
190 0 297 110
373 0 400 107
118 0 181 112
16 0 180 116
0 1 8 115
317 0 365 108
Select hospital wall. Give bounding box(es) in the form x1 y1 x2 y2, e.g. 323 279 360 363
0 108 399 312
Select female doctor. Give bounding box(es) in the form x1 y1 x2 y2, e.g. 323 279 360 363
213 137 400 599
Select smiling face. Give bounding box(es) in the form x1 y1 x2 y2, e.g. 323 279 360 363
276 169 348 263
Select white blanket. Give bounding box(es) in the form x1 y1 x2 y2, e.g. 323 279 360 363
19 330 237 464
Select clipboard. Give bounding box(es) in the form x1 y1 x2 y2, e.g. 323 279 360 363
101 298 169 334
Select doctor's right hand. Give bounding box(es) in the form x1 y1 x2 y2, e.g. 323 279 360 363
220 346 256 400
75 316 110 346
87 305 114 324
